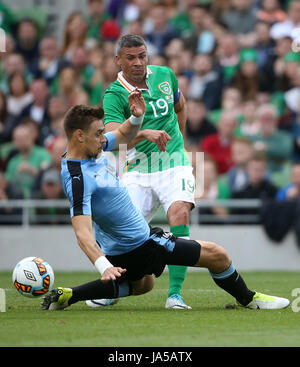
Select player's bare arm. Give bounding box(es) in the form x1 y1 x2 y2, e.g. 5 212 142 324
174 93 187 136
108 88 147 148
106 122 171 152
71 215 126 281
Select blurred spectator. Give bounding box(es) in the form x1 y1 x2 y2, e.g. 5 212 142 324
276 162 300 201
33 167 69 225
226 137 253 194
167 0 196 38
216 33 240 86
284 64 300 114
254 22 276 74
274 49 299 92
86 46 105 104
257 0 287 25
61 12 88 61
19 117 39 145
188 54 223 110
201 110 237 174
177 74 190 97
31 37 70 85
182 5 215 55
221 0 257 47
248 103 293 173
165 38 185 59
239 99 261 137
17 78 50 145
232 152 278 214
197 155 231 223
35 135 68 192
4 124 52 198
0 53 33 94
185 98 216 149
101 55 120 90
289 111 300 161
7 72 33 117
85 0 112 40
270 0 300 39
0 2 17 34
232 48 270 100
44 114 65 151
50 66 85 106
144 2 179 55
15 19 40 72
0 90 18 144
149 54 168 67
122 18 157 58
0 170 23 225
209 87 243 127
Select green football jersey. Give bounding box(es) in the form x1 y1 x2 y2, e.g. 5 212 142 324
103 65 191 173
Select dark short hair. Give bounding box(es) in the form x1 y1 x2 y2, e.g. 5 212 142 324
64 105 104 139
249 151 267 163
115 34 147 55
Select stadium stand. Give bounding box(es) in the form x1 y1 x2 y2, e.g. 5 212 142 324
1 0 300 234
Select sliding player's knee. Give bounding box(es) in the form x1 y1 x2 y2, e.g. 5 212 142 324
132 275 155 295
198 241 231 270
209 243 231 270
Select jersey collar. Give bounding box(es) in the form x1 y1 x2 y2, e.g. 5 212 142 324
117 67 152 92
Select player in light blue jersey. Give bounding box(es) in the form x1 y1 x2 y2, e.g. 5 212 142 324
61 143 150 256
41 91 289 311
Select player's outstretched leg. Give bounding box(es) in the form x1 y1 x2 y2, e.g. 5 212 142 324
43 276 154 311
42 277 132 311
196 240 290 310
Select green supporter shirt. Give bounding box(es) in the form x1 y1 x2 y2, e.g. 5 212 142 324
103 65 190 173
5 146 52 198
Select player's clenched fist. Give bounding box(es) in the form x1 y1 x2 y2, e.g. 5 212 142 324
142 129 171 152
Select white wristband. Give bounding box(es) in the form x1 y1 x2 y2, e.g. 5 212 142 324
129 114 144 125
94 256 113 275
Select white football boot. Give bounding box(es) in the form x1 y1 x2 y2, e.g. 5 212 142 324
85 298 120 308
244 292 290 309
165 294 192 309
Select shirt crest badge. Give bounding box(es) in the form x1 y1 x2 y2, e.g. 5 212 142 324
158 81 172 95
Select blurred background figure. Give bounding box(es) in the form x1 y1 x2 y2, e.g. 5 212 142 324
232 152 278 216
0 0 298 227
33 167 69 225
201 110 238 174
248 103 292 173
4 123 52 198
196 155 230 224
226 137 253 195
0 170 23 225
185 98 216 151
276 162 300 201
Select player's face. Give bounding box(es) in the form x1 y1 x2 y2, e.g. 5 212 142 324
83 120 106 159
116 45 148 84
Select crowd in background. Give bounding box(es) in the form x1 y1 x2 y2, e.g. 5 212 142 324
1 0 300 225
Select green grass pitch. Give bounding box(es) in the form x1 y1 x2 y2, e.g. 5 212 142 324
0 271 299 347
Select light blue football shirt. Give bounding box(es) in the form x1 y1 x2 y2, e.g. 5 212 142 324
61 132 150 256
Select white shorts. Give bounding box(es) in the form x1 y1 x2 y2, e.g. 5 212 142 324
122 166 195 223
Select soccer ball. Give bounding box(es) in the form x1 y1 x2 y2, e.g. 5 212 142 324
12 257 54 297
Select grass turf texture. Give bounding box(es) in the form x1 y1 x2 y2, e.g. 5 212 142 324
0 271 299 347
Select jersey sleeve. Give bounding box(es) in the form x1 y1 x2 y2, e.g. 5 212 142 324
103 131 116 152
103 90 128 125
63 161 94 218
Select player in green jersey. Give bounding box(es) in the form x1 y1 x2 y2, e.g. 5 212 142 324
86 34 195 310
